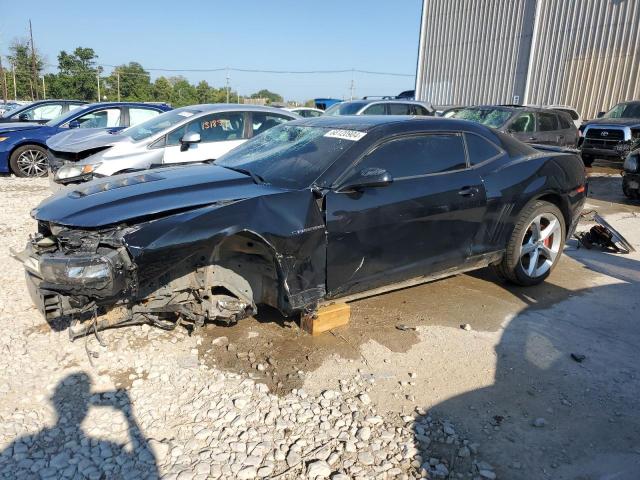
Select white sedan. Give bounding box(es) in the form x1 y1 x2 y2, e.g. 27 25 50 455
47 104 300 187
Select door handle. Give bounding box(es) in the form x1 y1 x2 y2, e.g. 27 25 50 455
528 136 537 141
458 186 478 197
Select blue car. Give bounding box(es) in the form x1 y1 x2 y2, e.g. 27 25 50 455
0 102 172 177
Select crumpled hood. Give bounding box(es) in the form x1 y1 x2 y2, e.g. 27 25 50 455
32 164 289 228
46 128 128 153
0 122 44 134
584 117 640 127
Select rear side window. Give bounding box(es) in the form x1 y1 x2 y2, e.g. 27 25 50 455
129 108 160 126
362 104 386 115
557 114 573 129
388 103 411 115
537 112 558 131
411 105 431 116
356 134 467 178
464 133 502 165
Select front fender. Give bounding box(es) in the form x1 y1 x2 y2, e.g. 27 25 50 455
122 189 327 314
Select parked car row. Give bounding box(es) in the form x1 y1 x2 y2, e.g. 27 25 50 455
0 102 171 177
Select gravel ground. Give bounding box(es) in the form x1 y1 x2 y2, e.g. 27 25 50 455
0 177 497 479
1 173 639 480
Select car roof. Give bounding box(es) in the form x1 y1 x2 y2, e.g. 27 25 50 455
171 103 300 115
292 115 492 134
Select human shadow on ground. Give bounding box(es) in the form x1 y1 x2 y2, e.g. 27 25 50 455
0 372 159 479
414 252 640 479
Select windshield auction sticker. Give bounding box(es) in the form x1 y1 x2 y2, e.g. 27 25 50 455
324 129 367 141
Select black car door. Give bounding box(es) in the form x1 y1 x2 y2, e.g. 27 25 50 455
536 111 561 145
325 133 487 297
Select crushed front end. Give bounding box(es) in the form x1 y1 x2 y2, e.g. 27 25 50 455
13 222 136 324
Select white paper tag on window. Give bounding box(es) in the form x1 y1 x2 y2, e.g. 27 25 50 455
177 111 194 117
324 129 367 141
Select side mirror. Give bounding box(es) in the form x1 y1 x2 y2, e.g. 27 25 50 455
68 120 81 129
596 111 605 118
18 113 29 121
180 132 201 151
337 167 393 193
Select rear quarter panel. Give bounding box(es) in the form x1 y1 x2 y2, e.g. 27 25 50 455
477 150 586 250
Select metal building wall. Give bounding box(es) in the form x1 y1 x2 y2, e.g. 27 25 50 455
524 0 640 118
415 0 640 118
414 0 536 106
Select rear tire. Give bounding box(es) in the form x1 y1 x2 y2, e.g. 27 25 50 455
581 154 594 168
622 177 640 199
493 200 566 286
10 145 49 177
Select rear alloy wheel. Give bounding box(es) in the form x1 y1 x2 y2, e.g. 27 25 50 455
493 200 566 286
10 145 49 177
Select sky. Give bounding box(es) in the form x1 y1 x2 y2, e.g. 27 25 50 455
1 0 423 102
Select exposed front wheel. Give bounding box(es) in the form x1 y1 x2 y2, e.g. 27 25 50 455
493 200 566 286
10 145 49 177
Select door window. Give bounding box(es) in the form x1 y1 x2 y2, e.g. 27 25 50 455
361 104 386 115
537 112 558 131
20 103 63 121
179 112 246 143
355 134 467 178
509 113 535 133
67 103 84 112
129 108 161 126
388 103 411 115
251 113 289 136
73 108 121 128
464 133 502 165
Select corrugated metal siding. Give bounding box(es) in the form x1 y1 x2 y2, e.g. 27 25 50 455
525 0 640 118
415 0 640 118
415 0 533 106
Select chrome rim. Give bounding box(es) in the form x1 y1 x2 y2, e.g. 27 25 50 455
16 149 48 177
520 212 562 278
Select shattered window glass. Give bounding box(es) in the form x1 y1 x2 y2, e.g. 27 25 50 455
215 125 359 188
452 108 513 128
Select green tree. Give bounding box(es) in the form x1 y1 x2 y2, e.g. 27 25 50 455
250 89 283 104
152 76 173 103
168 76 197 107
105 62 151 101
6 39 44 100
47 47 100 100
195 80 212 103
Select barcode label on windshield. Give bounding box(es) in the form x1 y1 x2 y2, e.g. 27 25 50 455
324 129 367 141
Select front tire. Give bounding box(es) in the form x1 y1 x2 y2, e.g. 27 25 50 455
10 145 49 177
493 200 566 286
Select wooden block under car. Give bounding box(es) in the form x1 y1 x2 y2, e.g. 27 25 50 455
301 302 351 335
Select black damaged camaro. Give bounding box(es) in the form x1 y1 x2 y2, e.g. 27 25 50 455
15 116 586 336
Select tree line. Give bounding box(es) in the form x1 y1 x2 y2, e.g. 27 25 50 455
0 40 285 107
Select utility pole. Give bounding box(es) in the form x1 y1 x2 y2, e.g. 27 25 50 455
0 54 7 104
97 73 101 101
349 69 355 101
42 76 46 99
29 20 39 100
116 69 120 101
225 69 230 103
12 64 17 100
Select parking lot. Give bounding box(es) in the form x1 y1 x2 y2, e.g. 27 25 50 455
0 167 637 479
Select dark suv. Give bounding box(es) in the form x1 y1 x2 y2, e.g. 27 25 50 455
579 101 640 167
450 105 579 148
